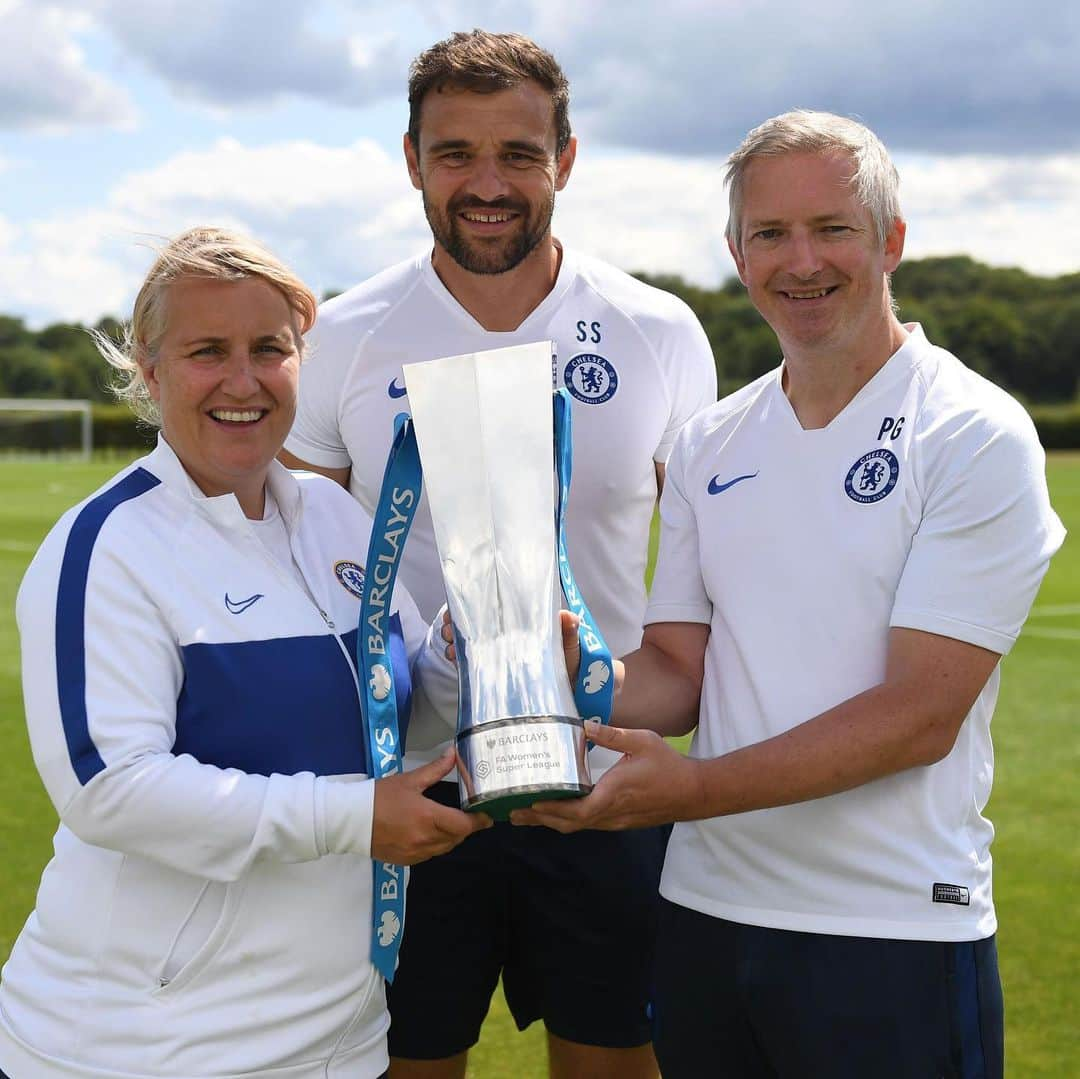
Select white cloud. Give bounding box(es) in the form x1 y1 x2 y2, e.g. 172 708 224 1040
3 138 1079 329
103 136 429 300
0 138 726 325
0 2 135 132
557 152 729 285
0 214 16 249
899 155 1080 276
0 137 427 325
0 210 137 325
108 137 407 217
899 154 1080 212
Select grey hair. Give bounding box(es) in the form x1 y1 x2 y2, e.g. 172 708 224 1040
724 110 901 252
92 226 317 426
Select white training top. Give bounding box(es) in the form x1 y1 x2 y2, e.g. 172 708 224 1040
286 245 717 771
0 437 449 1079
647 325 1065 942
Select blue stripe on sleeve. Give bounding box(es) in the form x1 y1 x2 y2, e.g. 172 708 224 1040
55 468 161 785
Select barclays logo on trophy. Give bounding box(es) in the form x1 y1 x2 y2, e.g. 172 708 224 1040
403 340 613 820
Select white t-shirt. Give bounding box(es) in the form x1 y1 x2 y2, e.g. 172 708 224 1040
250 488 306 591
647 325 1065 941
286 245 717 770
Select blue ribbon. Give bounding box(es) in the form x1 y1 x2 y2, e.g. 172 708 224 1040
357 412 422 983
553 389 615 728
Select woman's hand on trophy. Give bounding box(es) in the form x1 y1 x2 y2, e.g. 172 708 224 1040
437 606 455 661
510 721 707 832
439 608 455 660
372 747 492 864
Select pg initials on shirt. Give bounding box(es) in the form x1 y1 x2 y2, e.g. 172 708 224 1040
878 416 906 441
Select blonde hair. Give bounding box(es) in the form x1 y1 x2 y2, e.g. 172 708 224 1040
725 110 901 253
94 227 318 425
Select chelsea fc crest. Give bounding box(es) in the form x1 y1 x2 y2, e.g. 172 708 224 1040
844 449 899 504
334 560 366 598
564 353 618 404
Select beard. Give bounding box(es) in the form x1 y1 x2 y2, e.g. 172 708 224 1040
422 190 555 275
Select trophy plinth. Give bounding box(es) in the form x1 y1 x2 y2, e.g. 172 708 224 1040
456 715 590 818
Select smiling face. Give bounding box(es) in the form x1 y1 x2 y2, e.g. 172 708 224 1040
143 276 301 517
405 80 575 275
729 151 905 363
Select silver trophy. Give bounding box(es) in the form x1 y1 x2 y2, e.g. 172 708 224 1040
404 341 591 819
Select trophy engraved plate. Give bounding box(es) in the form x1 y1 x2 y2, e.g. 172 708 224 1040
404 341 591 819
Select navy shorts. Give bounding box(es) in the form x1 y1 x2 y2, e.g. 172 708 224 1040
386 781 668 1058
652 899 1004 1079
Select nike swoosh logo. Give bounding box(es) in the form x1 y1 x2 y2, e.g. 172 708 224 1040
225 593 264 614
387 378 407 399
707 471 759 495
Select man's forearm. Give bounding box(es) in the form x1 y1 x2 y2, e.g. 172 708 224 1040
691 631 999 819
691 682 935 819
612 624 709 737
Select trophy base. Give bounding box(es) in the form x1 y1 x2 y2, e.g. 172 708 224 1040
457 715 592 822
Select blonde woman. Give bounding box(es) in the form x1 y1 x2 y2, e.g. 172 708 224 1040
0 228 483 1079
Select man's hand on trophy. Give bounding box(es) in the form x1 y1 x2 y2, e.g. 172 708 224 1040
510 721 706 832
557 609 582 684
372 747 492 864
440 607 586 684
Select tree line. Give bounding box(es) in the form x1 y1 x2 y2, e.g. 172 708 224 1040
637 255 1079 403
1 256 1077 407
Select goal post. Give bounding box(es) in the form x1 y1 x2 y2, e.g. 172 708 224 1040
0 398 93 459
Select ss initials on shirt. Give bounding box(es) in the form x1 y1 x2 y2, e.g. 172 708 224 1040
878 416 905 441
576 320 602 344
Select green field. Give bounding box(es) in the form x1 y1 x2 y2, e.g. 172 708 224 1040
1 454 1077 1076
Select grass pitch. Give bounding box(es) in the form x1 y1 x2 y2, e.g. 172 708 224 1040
0 453 1076 1077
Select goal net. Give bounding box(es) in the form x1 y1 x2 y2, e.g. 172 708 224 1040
0 399 93 459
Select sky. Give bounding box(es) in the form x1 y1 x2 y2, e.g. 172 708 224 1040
2 0 1079 328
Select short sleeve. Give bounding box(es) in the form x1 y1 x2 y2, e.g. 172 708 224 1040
890 404 1065 655
655 302 717 463
392 571 428 665
645 429 713 626
284 315 355 469
407 609 459 752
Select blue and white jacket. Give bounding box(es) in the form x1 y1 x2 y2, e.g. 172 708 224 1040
0 438 448 1078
